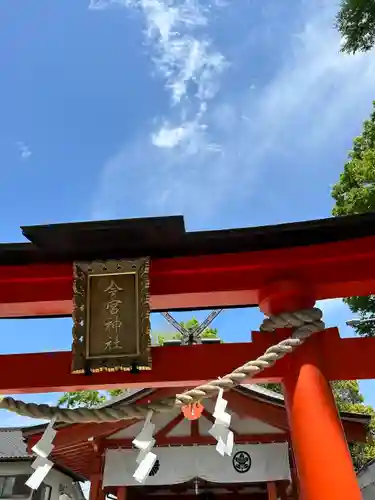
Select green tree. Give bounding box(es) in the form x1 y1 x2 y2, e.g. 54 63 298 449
58 390 105 409
333 380 375 470
330 100 375 468
157 317 219 345
58 318 219 408
58 388 125 409
336 0 375 54
331 101 375 337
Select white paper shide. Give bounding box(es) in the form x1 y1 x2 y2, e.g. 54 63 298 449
26 418 56 490
208 389 234 457
132 411 157 484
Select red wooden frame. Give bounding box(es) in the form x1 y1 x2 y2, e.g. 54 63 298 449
1 234 375 318
100 434 289 448
3 328 375 393
98 400 289 448
190 419 200 439
154 413 185 439
214 393 287 431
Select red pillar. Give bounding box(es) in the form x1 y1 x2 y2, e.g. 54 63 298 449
259 281 362 500
89 454 105 500
283 345 361 500
117 487 127 500
89 475 103 500
267 482 277 500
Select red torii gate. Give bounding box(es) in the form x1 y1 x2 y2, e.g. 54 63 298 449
2 213 375 500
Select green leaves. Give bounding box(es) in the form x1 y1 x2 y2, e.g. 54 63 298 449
333 381 375 470
332 152 375 216
331 100 375 467
332 101 375 216
57 390 106 409
157 317 219 345
336 0 375 54
57 389 129 408
332 102 375 337
343 296 375 337
332 380 365 407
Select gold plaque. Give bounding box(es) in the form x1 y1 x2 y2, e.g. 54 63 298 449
71 258 151 373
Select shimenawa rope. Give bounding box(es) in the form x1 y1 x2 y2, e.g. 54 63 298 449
0 308 324 424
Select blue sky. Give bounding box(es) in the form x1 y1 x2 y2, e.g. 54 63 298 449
0 0 375 427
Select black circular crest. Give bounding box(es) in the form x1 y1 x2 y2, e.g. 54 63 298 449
149 459 160 477
232 451 251 473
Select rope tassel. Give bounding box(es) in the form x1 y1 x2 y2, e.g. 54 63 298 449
209 389 234 457
132 411 157 484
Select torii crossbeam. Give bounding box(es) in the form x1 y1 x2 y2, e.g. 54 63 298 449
0 327 374 394
1 212 375 318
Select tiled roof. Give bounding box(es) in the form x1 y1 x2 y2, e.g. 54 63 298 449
96 385 283 408
0 429 86 483
241 384 284 401
96 388 153 409
0 429 30 459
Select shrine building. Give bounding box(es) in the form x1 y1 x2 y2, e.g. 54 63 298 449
23 385 371 500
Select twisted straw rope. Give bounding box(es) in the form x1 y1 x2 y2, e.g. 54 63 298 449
0 308 324 424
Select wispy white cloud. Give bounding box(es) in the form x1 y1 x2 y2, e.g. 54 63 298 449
152 117 203 149
89 0 226 152
92 1 375 224
16 141 32 160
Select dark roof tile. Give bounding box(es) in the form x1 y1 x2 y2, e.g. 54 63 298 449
0 429 30 459
1 213 375 264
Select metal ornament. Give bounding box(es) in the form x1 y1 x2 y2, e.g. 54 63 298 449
182 402 204 420
161 310 222 345
71 258 151 374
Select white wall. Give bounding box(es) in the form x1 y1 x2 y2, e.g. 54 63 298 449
0 461 80 500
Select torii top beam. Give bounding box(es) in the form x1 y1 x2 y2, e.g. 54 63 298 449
1 213 375 394
1 212 375 318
